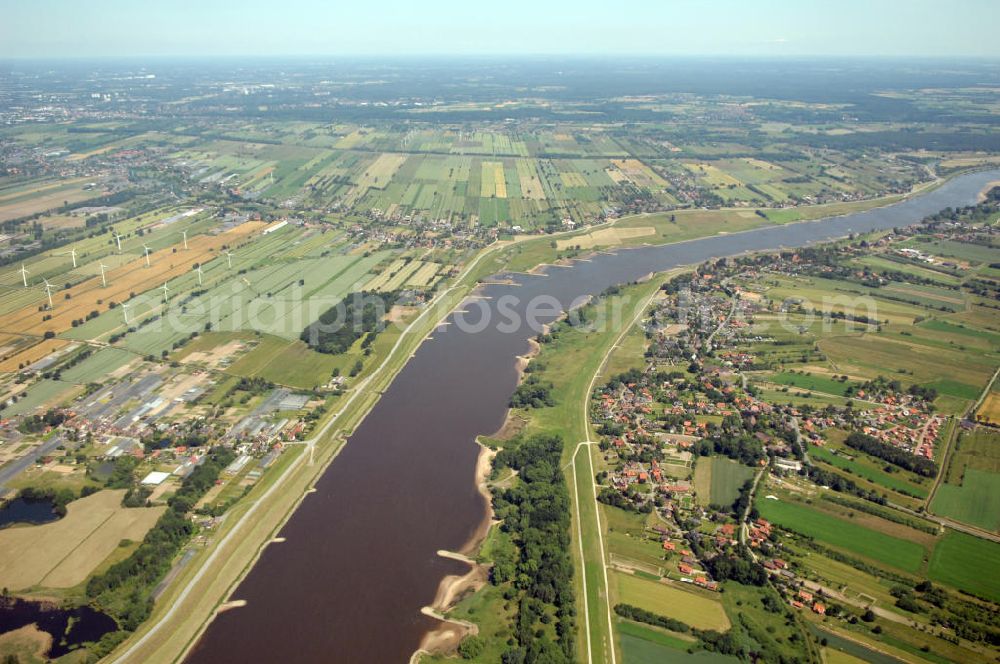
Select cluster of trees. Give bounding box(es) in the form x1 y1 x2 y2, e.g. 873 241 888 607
966 277 1000 300
492 434 575 663
850 375 938 403
844 431 937 477
703 549 768 586
141 430 210 454
17 408 66 434
596 486 653 514
301 291 398 355
223 376 274 401
39 348 93 382
614 604 690 633
103 456 140 490
19 485 93 517
603 368 683 393
86 447 235 631
509 376 555 409
693 433 766 467
806 465 887 504
731 479 757 518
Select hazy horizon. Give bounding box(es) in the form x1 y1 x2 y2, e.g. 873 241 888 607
2 0 999 59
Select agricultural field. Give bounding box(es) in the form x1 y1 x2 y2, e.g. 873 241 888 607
223 334 343 390
809 444 930 500
693 456 755 507
619 629 738 664
58 347 136 384
0 490 165 591
612 571 730 632
732 249 1000 417
756 496 927 573
3 378 80 416
931 428 1000 531
0 177 105 223
928 530 1000 603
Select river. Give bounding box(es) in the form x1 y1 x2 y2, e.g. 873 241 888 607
186 169 1000 663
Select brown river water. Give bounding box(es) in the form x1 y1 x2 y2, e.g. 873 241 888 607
185 169 1000 663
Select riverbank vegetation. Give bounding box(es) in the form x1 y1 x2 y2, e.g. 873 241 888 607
490 433 576 662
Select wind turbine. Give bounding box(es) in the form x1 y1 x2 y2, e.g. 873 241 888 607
42 278 54 309
225 251 233 269
121 302 131 325
114 232 123 253
18 264 29 288
181 230 188 250
99 262 109 287
65 248 77 268
143 244 152 268
160 282 170 304
195 264 203 286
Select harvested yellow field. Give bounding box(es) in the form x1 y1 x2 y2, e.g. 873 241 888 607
516 159 545 199
0 179 86 203
0 181 101 223
611 158 669 188
0 625 51 663
334 129 367 149
605 167 629 184
0 337 72 373
40 214 87 230
65 142 125 161
824 649 869 664
358 154 407 190
556 226 656 250
743 157 782 170
494 165 507 198
481 162 507 198
363 258 407 291
976 393 1000 426
379 260 423 292
405 262 442 288
559 171 588 188
343 153 408 206
0 221 266 341
683 162 742 187
240 164 276 189
0 489 165 591
941 155 1000 169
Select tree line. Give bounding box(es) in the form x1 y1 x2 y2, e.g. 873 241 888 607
491 434 576 663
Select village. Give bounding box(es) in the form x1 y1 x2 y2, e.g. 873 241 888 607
588 236 957 614
0 351 318 513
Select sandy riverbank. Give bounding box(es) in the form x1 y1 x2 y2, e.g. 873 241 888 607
410 442 496 661
978 180 1000 201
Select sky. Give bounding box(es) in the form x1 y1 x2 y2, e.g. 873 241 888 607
1 0 999 59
